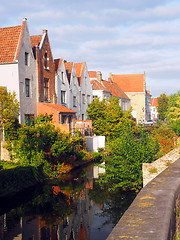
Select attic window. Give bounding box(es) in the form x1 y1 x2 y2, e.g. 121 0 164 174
25 52 29 66
44 51 49 70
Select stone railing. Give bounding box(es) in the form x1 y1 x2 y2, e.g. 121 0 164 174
107 158 180 240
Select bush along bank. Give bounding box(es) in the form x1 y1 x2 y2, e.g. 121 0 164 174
0 165 45 197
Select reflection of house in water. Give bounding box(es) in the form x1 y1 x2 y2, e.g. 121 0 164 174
0 169 103 240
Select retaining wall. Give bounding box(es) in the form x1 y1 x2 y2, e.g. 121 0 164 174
107 158 180 240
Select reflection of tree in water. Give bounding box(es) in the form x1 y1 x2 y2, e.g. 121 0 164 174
88 180 136 227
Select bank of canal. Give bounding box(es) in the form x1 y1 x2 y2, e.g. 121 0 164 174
0 164 136 240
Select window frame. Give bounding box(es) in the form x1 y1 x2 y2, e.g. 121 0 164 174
25 78 30 97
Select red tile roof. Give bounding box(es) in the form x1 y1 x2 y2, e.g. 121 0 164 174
91 80 107 91
0 22 25 63
65 62 73 83
54 58 63 73
38 102 76 113
30 35 42 48
88 71 97 79
74 62 85 86
112 74 145 93
102 80 129 99
151 98 158 107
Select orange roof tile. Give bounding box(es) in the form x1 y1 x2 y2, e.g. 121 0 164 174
74 62 85 86
91 80 107 91
38 103 76 113
65 61 73 83
54 58 63 73
30 35 42 48
112 74 145 93
151 98 158 107
88 71 97 79
0 23 23 63
102 80 129 99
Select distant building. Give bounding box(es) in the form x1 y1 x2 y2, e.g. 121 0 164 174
88 71 130 111
151 98 158 120
111 72 151 123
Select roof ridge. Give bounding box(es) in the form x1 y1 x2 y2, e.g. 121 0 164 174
14 21 25 61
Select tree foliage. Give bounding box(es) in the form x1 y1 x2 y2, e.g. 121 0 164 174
157 93 169 121
166 91 180 135
0 87 20 139
97 127 159 191
87 97 135 138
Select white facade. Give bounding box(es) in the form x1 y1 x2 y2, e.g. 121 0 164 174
79 63 93 120
92 89 111 101
0 20 37 124
55 60 70 109
69 64 80 119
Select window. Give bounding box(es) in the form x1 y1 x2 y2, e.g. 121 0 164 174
25 114 34 126
61 91 66 104
25 78 30 97
87 95 91 104
73 96 77 107
25 52 29 66
82 94 85 104
61 72 64 84
61 115 67 124
82 114 84 120
44 51 49 69
44 78 49 101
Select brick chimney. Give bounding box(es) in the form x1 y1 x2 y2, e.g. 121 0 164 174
97 71 102 83
108 72 113 83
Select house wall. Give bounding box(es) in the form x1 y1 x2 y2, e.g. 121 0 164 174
55 61 70 108
79 64 93 120
36 31 56 103
126 92 146 123
18 20 37 124
69 65 80 119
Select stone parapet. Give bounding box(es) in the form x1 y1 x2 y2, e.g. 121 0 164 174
107 158 180 240
143 145 180 187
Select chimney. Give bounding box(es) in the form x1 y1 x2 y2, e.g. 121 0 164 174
43 30 48 34
97 71 102 83
108 72 113 83
23 17 27 21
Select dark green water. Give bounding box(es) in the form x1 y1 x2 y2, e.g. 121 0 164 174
0 164 136 240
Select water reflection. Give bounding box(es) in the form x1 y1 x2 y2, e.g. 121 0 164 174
0 164 136 240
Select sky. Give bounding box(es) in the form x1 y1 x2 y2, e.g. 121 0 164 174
0 0 180 97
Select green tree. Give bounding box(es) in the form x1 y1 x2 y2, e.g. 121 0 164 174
167 91 180 135
0 87 20 140
97 127 159 191
157 93 169 121
87 96 134 138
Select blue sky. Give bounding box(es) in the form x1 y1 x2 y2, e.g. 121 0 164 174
1 0 180 97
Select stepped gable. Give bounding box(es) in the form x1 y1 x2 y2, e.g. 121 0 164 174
0 20 26 63
112 74 145 93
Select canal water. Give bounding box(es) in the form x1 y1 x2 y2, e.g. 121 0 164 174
0 164 136 240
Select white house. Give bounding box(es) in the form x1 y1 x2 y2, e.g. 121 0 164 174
88 71 111 101
0 18 37 124
64 61 80 119
55 58 70 109
75 62 93 120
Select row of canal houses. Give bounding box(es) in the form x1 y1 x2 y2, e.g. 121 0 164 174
0 18 152 133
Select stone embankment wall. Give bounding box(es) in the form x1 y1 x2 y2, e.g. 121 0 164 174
143 145 180 186
107 157 180 240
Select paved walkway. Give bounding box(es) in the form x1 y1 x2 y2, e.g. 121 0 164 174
143 145 180 187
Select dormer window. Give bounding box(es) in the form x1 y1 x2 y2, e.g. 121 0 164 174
25 52 29 66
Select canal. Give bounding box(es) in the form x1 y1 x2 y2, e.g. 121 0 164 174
0 164 136 240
